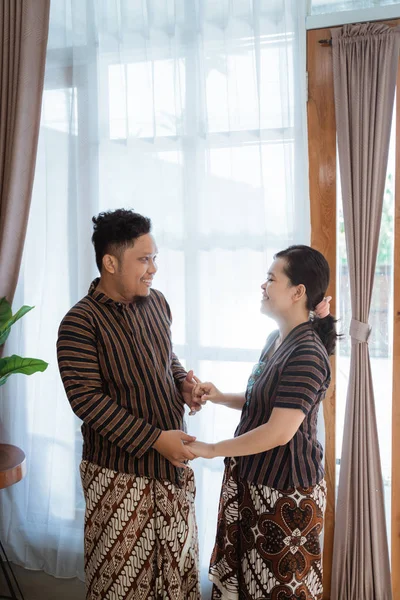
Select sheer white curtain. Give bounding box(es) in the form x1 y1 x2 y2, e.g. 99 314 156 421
0 0 309 590
309 0 400 15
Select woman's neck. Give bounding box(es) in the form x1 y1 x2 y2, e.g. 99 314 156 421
276 311 309 341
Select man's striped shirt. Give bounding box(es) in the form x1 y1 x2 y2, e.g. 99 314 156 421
57 279 188 485
235 321 331 489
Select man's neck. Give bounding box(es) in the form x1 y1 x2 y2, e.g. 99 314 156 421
96 278 129 304
95 277 149 306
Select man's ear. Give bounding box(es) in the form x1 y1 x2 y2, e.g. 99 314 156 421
102 254 118 274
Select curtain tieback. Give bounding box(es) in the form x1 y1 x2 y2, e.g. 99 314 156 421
349 318 371 343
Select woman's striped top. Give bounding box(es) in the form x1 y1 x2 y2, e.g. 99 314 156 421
235 321 331 490
57 279 188 485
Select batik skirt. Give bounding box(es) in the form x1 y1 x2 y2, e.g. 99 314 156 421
209 458 326 600
80 460 201 600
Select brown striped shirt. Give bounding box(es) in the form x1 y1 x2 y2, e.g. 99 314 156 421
235 321 331 490
57 279 188 485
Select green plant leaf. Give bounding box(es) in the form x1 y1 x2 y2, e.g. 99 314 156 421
0 305 34 347
0 298 12 329
2 305 34 331
0 355 48 386
0 327 11 346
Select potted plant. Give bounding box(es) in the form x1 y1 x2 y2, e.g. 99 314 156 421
0 297 48 598
0 297 48 386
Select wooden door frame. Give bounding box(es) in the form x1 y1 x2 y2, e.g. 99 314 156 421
307 22 400 600
307 28 336 600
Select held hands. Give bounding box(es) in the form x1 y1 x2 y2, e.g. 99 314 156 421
153 430 197 468
180 370 202 415
186 440 216 459
182 372 224 415
163 376 221 463
192 381 223 406
156 372 222 466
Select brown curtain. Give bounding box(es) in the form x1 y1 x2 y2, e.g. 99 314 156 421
0 0 50 303
331 23 400 600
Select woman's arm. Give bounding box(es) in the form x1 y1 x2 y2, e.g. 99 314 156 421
193 382 246 411
217 392 246 411
189 344 328 460
188 407 305 458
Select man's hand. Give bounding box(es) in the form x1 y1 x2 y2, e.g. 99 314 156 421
153 430 197 468
179 370 202 415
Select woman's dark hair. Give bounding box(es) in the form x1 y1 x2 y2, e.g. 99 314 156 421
92 209 151 272
275 245 339 356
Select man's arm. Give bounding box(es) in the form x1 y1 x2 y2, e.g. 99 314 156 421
162 295 201 411
57 310 161 459
171 352 188 386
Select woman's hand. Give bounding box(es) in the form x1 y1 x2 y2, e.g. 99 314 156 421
186 440 216 459
192 381 224 406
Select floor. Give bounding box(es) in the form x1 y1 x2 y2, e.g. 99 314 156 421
0 563 85 600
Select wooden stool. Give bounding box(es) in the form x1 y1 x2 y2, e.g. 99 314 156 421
0 444 26 600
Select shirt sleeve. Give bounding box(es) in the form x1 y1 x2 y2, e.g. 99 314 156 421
274 345 329 415
57 309 162 459
161 294 188 386
171 353 188 385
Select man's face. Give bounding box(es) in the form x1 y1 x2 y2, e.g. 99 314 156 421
108 233 158 299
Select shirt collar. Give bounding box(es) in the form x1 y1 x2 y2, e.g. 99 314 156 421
88 278 116 305
88 278 149 309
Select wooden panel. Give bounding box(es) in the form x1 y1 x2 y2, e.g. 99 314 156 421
307 28 336 600
392 58 400 600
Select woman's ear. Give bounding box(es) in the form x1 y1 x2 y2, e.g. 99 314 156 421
292 283 306 303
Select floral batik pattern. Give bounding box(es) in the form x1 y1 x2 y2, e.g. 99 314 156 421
210 459 326 600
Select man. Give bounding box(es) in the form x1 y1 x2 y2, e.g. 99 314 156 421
57 209 201 599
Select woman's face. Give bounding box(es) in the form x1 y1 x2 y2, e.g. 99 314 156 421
260 257 302 319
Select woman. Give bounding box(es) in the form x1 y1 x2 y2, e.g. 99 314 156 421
189 245 338 600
